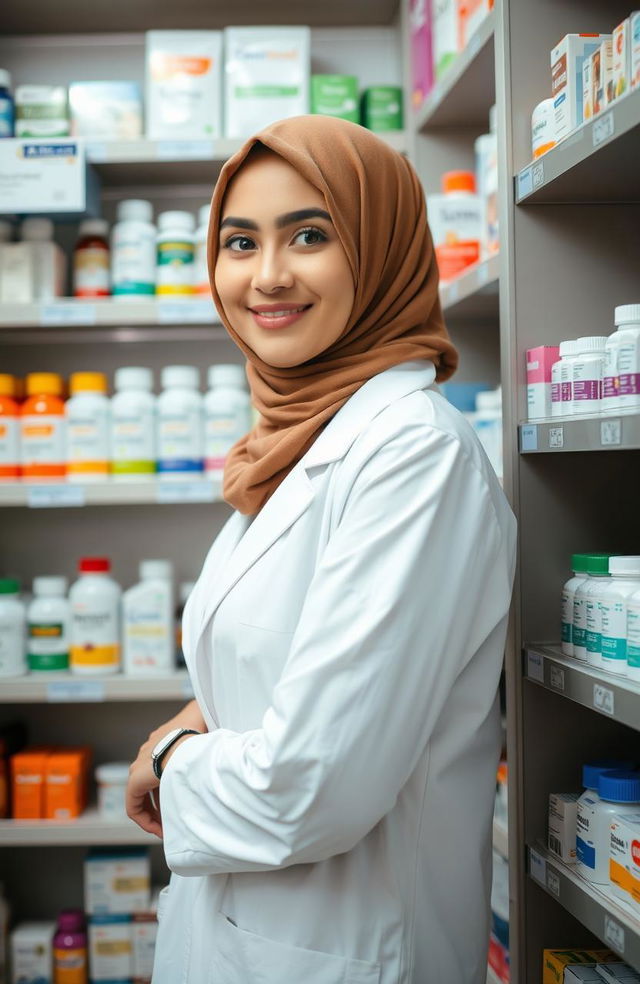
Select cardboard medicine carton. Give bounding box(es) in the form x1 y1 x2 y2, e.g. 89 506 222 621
551 34 610 141
146 30 223 140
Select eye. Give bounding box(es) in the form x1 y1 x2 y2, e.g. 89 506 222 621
292 226 328 247
223 235 256 252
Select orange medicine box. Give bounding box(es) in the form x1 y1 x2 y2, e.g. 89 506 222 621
45 746 91 820
11 748 51 819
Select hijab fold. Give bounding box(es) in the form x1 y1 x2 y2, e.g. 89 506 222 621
208 115 458 515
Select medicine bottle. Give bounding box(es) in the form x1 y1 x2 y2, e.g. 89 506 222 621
156 211 195 297
157 366 203 479
599 556 640 676
603 305 640 414
194 204 211 296
204 364 252 479
69 557 121 675
551 340 579 418
27 576 70 672
66 372 110 482
111 199 156 299
0 70 14 139
531 98 556 159
123 559 174 675
21 372 66 481
573 553 610 662
110 367 156 480
0 373 20 480
95 762 130 819
571 336 608 416
427 171 483 281
20 217 67 301
561 554 589 657
576 762 636 884
53 909 88 984
0 579 26 677
73 219 110 298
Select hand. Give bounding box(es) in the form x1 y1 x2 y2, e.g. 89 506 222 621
126 700 206 838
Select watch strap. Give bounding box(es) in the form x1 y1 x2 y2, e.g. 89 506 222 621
153 728 201 779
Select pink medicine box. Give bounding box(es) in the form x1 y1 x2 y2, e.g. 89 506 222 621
527 345 560 420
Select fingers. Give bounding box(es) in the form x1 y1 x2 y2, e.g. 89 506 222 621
127 788 163 839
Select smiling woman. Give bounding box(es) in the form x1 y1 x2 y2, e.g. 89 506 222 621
215 149 356 368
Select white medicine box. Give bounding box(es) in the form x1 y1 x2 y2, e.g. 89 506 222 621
551 33 610 141
10 922 55 984
146 30 223 140
548 791 580 863
224 26 310 139
84 849 151 915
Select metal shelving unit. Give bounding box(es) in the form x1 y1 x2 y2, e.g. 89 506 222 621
1 672 194 703
0 810 157 846
0 298 220 329
519 416 640 454
0 479 222 508
439 254 500 318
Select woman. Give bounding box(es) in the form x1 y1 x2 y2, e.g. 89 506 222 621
127 115 516 984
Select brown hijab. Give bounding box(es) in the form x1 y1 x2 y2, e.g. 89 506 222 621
209 115 458 515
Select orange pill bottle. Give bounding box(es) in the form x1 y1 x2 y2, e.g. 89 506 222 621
21 373 67 480
0 374 20 480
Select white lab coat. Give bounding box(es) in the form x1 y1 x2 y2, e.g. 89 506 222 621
154 360 516 984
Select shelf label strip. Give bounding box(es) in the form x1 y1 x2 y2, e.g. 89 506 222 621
40 302 97 326
527 650 545 683
520 425 538 452
517 167 533 201
604 914 625 955
600 420 621 446
28 485 86 509
47 680 105 702
549 664 565 692
529 848 546 885
593 111 615 148
593 683 615 716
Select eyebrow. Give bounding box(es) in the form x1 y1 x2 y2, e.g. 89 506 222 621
219 208 332 232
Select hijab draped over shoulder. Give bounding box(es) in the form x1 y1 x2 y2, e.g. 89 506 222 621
208 114 458 515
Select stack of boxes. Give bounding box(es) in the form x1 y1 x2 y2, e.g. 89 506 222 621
10 746 91 820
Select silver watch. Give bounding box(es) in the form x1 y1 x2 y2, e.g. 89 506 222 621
151 727 200 779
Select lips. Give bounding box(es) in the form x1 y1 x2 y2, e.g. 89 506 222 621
248 303 312 330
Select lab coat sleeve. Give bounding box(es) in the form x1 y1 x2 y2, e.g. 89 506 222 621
160 421 511 876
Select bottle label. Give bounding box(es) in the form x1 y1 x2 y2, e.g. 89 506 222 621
576 799 597 869
53 945 88 983
601 600 628 662
67 406 109 473
561 588 573 644
0 621 25 675
70 606 120 669
585 598 602 655
158 410 202 472
561 381 572 402
628 606 640 668
551 382 561 404
21 414 66 468
602 376 618 399
573 379 600 402
111 410 155 471
111 227 155 294
205 409 248 471
156 240 194 295
125 607 171 672
0 416 19 473
619 372 640 396
74 246 110 297
573 595 587 653
28 621 69 671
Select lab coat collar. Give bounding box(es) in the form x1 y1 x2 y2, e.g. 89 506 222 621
197 360 436 638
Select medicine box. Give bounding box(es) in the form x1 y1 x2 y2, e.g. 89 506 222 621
361 86 403 131
89 914 133 982
132 912 158 983
432 0 462 79
583 57 594 122
85 849 151 915
564 968 605 983
631 13 640 90
597 963 640 983
551 34 610 141
146 30 223 140
15 85 69 138
609 813 640 913
612 20 631 102
310 75 359 123
409 0 434 109
459 0 492 50
44 747 91 820
592 39 614 115
548 791 580 862
224 26 310 139
543 949 617 984
10 921 55 984
69 81 142 140
10 749 50 819
527 345 560 421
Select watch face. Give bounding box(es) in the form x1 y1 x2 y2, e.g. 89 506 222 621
153 728 182 759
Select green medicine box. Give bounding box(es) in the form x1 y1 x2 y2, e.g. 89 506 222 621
311 75 359 123
361 85 404 131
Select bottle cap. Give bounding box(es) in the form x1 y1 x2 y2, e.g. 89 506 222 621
56 910 85 932
179 582 195 604
20 217 54 242
598 770 640 803
114 367 153 392
78 219 109 239
26 373 63 397
117 199 153 223
442 170 476 194
614 304 640 327
198 204 210 228
207 364 247 390
70 372 108 395
0 578 20 595
33 576 67 597
79 557 110 573
0 70 11 88
585 553 611 575
161 365 199 390
139 559 173 581
582 760 634 790
0 374 16 398
609 556 640 577
95 762 131 784
157 210 195 233
571 554 590 574
558 340 578 357
575 336 608 353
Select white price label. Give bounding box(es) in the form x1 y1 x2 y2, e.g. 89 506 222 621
546 868 560 897
532 162 544 188
527 650 545 683
593 683 615 716
156 300 217 324
521 425 538 452
593 111 615 147
0 138 87 214
550 665 565 692
549 427 564 449
47 679 105 702
601 419 621 446
27 485 86 509
156 140 215 160
518 167 533 201
530 848 546 885
604 915 625 954
41 302 97 326
155 481 216 504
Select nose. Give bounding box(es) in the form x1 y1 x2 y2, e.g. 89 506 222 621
250 247 294 294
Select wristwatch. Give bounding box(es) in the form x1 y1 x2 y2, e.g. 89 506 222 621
151 728 201 779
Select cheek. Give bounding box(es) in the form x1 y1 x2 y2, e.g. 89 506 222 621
215 259 246 308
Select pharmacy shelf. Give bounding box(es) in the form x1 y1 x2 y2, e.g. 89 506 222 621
516 88 640 205
0 297 221 330
528 844 640 971
493 816 509 860
0 809 157 846
439 254 500 318
0 479 223 508
519 415 640 454
524 645 640 733
0 671 194 704
415 13 495 130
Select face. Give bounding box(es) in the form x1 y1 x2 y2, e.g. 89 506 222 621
214 151 355 369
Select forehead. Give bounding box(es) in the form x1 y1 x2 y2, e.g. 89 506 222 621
222 151 327 214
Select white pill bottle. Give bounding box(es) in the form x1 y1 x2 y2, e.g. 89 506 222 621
572 553 610 663
561 554 589 657
157 366 203 479
27 575 70 672
66 371 110 482
204 364 252 479
0 578 26 677
603 304 640 414
627 586 640 682
576 761 634 883
69 557 122 675
156 210 195 297
111 367 156 481
111 199 156 299
600 556 640 676
123 559 174 675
